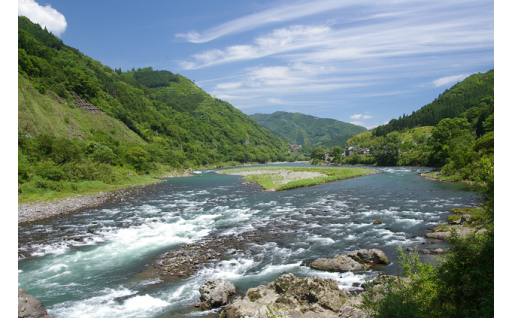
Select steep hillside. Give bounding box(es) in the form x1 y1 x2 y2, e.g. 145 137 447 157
18 16 288 166
249 111 367 148
18 74 144 144
373 69 494 136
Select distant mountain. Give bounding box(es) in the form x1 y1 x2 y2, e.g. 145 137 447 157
373 69 494 137
249 112 367 148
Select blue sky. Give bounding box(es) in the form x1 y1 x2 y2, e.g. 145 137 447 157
18 0 494 129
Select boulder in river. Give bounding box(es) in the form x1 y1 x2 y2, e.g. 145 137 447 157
18 288 52 318
347 249 390 265
197 278 236 310
309 249 389 273
220 273 363 318
311 254 371 272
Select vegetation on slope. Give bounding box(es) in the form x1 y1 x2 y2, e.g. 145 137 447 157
373 69 494 137
249 111 367 148
18 16 289 202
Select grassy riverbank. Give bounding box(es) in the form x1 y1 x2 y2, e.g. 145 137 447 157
219 166 376 191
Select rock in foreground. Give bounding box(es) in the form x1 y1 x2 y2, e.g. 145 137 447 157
311 254 371 272
18 288 52 318
309 249 389 273
220 273 366 318
197 278 236 310
347 249 390 265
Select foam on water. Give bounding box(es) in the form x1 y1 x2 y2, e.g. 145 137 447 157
19 166 476 317
48 287 169 318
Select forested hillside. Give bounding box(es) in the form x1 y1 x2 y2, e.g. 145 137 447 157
249 111 367 148
17 16 288 201
325 69 494 183
373 70 494 136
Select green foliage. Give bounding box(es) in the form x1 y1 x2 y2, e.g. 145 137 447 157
133 67 179 88
363 162 494 318
18 16 291 202
310 147 326 160
373 70 494 136
250 111 367 148
331 146 343 163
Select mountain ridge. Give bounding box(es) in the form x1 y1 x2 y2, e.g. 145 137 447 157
249 111 367 148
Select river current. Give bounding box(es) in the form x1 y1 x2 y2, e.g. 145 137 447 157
18 164 478 317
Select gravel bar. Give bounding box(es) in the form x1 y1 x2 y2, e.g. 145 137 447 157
18 181 166 224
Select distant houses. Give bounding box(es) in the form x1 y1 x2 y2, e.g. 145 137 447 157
345 146 371 156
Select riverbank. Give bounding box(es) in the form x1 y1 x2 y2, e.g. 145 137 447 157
18 181 163 224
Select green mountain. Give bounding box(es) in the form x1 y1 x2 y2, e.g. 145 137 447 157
249 112 367 148
17 16 290 201
373 69 494 137
18 16 288 165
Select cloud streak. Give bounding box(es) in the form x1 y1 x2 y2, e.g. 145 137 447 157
18 0 67 36
179 2 492 70
433 74 468 87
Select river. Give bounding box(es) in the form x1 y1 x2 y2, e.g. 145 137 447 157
17 163 478 318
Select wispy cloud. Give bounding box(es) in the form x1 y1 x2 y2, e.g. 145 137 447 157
176 0 365 43
215 82 242 89
18 0 67 36
432 74 468 87
179 2 492 70
176 0 483 44
183 0 493 121
180 25 331 69
350 121 365 126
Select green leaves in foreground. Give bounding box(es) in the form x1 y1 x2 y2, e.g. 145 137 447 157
220 167 375 191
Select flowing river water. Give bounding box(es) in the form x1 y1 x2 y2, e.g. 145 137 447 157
18 163 478 318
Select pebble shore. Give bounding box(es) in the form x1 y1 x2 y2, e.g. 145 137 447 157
18 181 166 224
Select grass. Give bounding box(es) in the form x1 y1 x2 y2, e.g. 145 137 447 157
219 166 376 191
18 174 162 204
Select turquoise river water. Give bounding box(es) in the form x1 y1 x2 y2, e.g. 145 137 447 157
18 163 478 317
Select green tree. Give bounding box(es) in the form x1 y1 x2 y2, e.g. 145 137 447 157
331 146 343 163
126 146 150 172
429 118 473 167
310 147 326 160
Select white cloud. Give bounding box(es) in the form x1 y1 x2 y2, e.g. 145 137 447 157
215 82 242 89
176 0 362 43
350 121 365 126
363 115 373 119
18 0 67 36
180 25 331 69
180 6 492 70
351 114 362 119
268 98 283 104
176 0 479 43
432 74 468 87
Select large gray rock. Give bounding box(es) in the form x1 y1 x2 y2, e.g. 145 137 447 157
347 249 390 265
198 278 236 309
18 288 52 318
425 231 451 240
310 254 371 272
339 305 367 318
220 273 364 318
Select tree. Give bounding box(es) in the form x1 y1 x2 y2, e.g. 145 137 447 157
429 118 473 167
310 147 325 160
126 146 150 172
331 146 343 163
